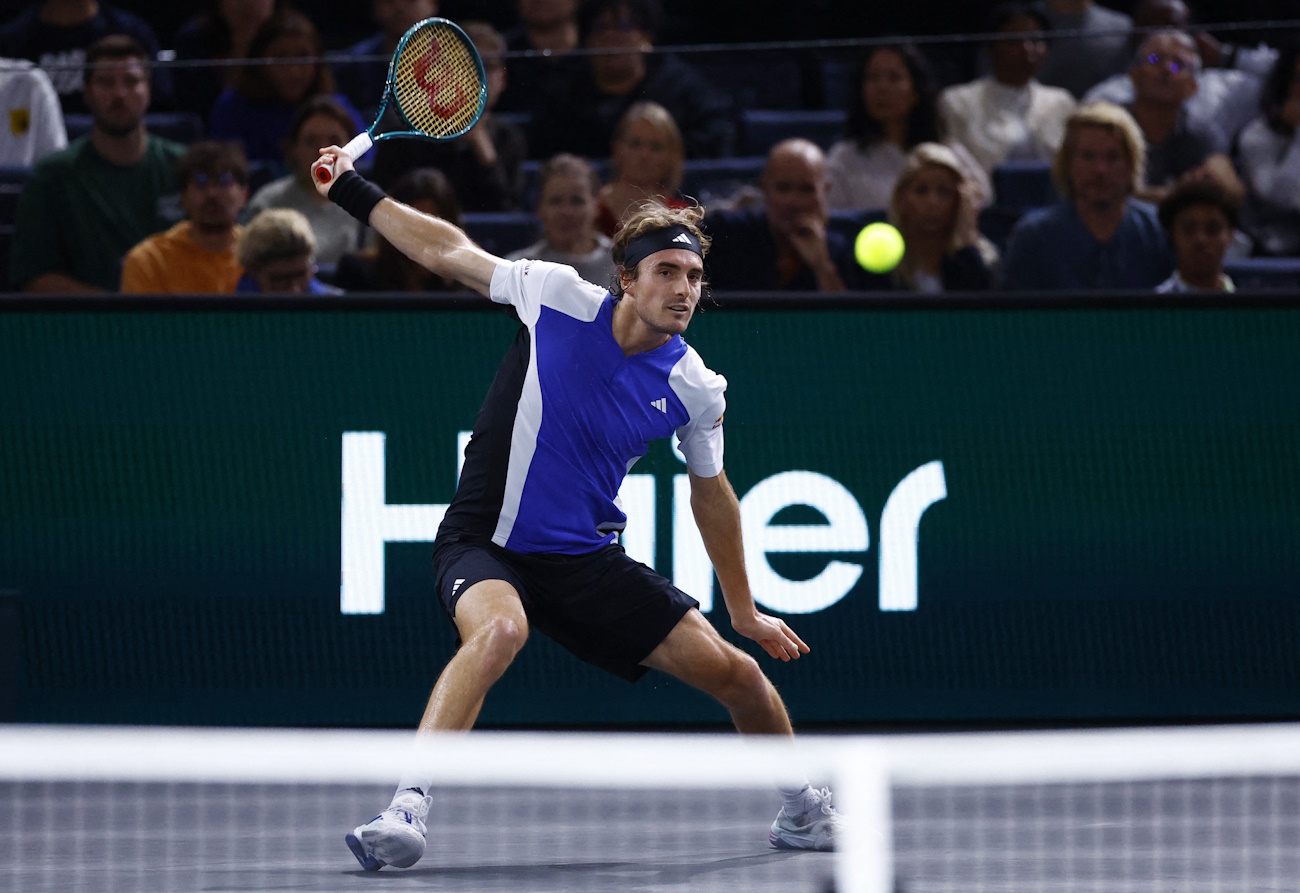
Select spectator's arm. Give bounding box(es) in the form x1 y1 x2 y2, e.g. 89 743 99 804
22 273 103 293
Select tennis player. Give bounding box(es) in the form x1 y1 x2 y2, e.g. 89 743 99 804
313 147 842 870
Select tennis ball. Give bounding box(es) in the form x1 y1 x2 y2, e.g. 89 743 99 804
854 223 905 273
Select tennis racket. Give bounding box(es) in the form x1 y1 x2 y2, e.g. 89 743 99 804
316 17 487 184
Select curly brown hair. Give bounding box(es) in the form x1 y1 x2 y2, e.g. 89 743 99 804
610 202 710 296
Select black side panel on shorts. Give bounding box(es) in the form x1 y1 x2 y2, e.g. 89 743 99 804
437 324 530 546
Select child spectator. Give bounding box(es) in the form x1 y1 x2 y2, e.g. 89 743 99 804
1155 177 1239 292
236 207 337 293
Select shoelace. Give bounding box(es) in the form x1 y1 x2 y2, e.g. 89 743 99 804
389 793 433 820
809 787 839 817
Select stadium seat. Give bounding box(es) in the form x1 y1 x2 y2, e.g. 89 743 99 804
827 207 888 244
463 212 537 257
992 161 1058 212
64 112 206 144
680 157 766 205
977 205 1024 254
1224 257 1300 291
0 166 31 228
741 109 846 155
0 225 14 291
694 56 805 110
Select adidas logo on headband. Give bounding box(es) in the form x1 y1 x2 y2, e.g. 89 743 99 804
672 233 692 244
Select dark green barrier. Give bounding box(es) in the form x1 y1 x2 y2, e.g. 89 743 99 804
3 296 1299 726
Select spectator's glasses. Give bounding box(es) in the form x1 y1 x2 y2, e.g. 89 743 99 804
1144 53 1192 74
190 171 243 189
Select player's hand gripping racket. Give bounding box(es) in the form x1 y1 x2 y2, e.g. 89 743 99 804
315 17 487 184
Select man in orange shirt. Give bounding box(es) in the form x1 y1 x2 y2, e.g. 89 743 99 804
120 141 249 293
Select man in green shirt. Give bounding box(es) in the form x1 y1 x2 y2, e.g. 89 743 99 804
9 34 184 292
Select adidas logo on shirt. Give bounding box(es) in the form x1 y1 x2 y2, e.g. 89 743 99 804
652 398 667 413
671 233 692 245
451 578 465 595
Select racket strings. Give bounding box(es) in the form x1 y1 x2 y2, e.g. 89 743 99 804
391 23 486 139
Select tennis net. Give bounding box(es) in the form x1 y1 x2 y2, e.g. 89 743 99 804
2 724 1298 892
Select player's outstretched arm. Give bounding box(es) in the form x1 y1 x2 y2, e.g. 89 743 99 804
311 146 500 297
688 469 810 662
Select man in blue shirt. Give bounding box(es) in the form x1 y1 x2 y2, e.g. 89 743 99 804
1002 102 1175 290
311 143 841 871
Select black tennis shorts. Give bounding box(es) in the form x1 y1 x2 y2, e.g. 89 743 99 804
432 538 699 682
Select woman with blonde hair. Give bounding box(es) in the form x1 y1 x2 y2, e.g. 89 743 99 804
877 142 996 292
595 101 690 236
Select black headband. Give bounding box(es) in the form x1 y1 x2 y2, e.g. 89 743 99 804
621 224 703 272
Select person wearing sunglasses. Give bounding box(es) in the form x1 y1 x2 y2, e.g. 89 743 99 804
120 141 250 294
1126 30 1245 208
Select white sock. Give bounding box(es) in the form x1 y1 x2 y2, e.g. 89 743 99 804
778 782 811 815
391 773 433 806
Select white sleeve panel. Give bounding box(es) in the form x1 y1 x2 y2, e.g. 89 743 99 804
489 259 607 326
670 346 727 478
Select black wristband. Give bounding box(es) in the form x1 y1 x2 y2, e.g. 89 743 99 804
329 170 387 223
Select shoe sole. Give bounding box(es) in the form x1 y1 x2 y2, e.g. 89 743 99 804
345 831 383 871
769 829 834 851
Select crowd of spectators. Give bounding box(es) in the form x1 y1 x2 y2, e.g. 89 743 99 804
0 0 1295 295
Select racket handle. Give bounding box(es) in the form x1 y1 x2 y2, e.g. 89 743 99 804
316 132 375 184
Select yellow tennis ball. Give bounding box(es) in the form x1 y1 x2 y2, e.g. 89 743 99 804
854 222 905 273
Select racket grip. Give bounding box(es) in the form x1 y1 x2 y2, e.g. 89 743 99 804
316 132 375 184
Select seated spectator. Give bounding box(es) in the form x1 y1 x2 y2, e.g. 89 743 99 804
171 0 281 128
1126 30 1245 206
0 0 171 114
1001 102 1174 290
705 138 869 292
245 96 363 265
864 143 995 292
209 9 365 168
1155 177 1238 292
1236 45 1300 257
371 21 525 211
1083 0 1271 144
595 101 688 236
120 141 248 293
939 4 1076 176
827 43 988 212
498 0 584 114
0 58 66 165
528 0 735 159
508 153 616 286
9 35 184 292
334 168 462 292
335 0 436 121
1033 0 1132 99
236 207 338 293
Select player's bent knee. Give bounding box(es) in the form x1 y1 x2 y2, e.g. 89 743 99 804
472 614 529 668
713 651 771 709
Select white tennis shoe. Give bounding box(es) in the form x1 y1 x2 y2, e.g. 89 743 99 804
345 793 432 871
769 786 841 851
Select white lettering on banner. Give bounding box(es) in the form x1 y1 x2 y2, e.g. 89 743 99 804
340 431 944 616
878 461 947 611
739 471 870 614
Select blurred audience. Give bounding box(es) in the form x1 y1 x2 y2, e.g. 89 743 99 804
1125 30 1245 207
865 143 996 292
528 0 735 159
0 59 66 165
334 167 462 291
121 140 248 293
705 138 868 291
507 153 616 286
595 101 688 235
1084 0 1271 143
1032 0 1132 99
939 4 1076 176
209 9 365 168
498 0 584 114
826 43 988 213
171 0 280 127
1156 177 1238 292
336 0 436 121
236 207 338 293
244 96 363 265
1002 102 1173 290
0 0 171 114
9 35 184 292
371 21 525 211
1236 45 1300 257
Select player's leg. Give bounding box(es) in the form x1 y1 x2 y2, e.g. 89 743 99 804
640 608 792 735
641 610 841 851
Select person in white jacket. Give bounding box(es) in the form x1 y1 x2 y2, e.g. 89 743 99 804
0 58 64 167
1236 45 1300 256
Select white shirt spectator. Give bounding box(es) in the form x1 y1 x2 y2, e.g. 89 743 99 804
938 77 1076 175
0 58 65 166
825 140 991 211
507 234 616 289
1236 117 1300 256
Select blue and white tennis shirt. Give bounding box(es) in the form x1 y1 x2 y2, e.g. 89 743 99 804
437 259 727 555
